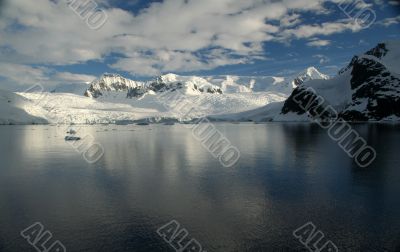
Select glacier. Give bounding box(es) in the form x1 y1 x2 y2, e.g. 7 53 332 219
1 41 399 125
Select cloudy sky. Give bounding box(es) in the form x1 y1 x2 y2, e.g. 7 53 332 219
0 0 399 90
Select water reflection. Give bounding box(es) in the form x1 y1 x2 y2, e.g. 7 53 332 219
0 124 399 251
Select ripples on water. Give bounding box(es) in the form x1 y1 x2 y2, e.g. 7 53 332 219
0 123 399 251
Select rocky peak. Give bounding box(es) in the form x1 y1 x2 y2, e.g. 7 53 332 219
339 42 391 76
292 67 329 87
84 73 144 98
365 43 388 59
281 42 400 121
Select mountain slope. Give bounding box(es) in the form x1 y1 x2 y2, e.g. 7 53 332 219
84 73 145 98
207 67 328 95
84 68 328 100
17 91 285 124
0 67 330 124
339 42 400 121
0 89 48 124
85 73 223 99
280 41 400 121
291 67 329 87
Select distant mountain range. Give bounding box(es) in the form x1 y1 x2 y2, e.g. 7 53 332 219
0 41 398 124
82 67 329 99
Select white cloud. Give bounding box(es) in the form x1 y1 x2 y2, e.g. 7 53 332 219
0 62 96 90
280 13 302 28
376 15 400 27
110 49 254 76
0 0 329 76
54 72 97 84
307 39 331 47
282 20 363 39
0 0 388 78
313 54 330 64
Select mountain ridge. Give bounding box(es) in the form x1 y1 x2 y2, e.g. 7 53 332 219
1 42 398 124
83 67 329 99
279 41 400 121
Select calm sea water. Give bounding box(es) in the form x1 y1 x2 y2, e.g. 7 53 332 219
0 123 399 251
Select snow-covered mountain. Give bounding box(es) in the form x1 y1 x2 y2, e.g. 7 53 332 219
84 67 328 100
15 90 285 125
213 41 400 122
3 40 398 125
204 67 328 95
84 73 223 99
291 67 329 87
0 89 47 124
207 76 287 94
84 73 145 98
151 73 223 95
0 66 331 124
338 42 400 121
276 41 400 121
